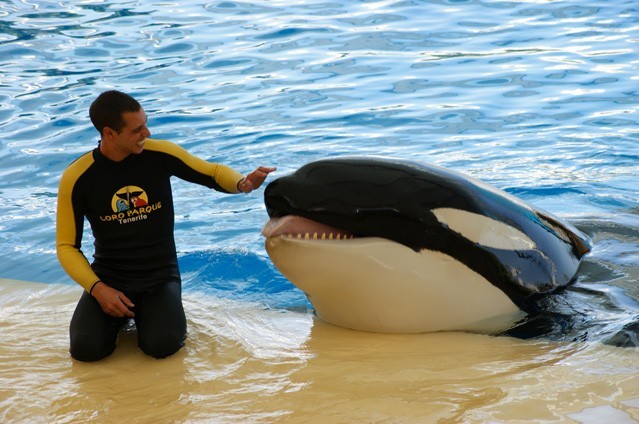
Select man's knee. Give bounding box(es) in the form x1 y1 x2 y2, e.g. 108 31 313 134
139 333 185 359
70 333 116 362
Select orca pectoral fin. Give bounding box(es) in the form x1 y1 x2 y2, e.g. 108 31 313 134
536 210 591 258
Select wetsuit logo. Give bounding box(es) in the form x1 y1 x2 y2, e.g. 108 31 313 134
99 186 162 224
112 185 148 212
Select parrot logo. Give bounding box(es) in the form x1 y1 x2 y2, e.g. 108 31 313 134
111 186 148 212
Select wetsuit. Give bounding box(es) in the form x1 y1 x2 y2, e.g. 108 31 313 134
56 138 244 361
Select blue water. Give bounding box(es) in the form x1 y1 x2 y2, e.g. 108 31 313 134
0 0 637 341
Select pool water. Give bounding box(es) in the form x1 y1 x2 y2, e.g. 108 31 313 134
0 0 638 422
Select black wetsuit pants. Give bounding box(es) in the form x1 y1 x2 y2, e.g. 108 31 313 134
69 279 186 361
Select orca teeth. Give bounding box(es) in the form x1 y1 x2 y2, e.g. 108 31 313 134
262 216 354 240
281 231 353 240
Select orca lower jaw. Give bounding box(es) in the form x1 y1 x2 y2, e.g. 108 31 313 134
262 215 355 241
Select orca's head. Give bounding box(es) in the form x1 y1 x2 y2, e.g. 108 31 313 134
263 157 590 286
263 157 476 251
262 158 589 332
262 158 560 332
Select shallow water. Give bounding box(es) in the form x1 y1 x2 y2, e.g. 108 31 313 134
0 0 638 422
2 279 639 423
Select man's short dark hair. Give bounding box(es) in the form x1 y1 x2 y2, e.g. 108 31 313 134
89 90 141 136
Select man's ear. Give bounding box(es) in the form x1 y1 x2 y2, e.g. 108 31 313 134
103 126 117 141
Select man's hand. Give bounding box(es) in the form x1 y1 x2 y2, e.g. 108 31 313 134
238 166 277 193
91 281 135 318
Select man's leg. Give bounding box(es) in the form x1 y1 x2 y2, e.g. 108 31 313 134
69 291 127 362
134 280 186 359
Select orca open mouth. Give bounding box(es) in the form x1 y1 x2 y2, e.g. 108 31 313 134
262 215 355 240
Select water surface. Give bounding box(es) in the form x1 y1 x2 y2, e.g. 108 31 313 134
0 0 637 422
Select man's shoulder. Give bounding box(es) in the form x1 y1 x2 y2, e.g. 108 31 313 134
64 150 95 173
61 150 95 183
144 138 184 154
144 138 179 151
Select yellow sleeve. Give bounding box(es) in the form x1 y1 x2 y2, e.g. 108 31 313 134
56 154 101 293
212 163 245 193
145 138 245 193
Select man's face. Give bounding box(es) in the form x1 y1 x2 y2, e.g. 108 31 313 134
111 108 151 156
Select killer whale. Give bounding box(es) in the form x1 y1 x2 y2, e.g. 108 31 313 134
261 157 591 333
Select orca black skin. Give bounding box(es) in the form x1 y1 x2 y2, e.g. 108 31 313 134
264 157 591 308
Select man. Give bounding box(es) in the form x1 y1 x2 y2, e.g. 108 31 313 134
56 90 276 361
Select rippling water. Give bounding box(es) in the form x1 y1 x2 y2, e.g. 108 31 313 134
1 0 638 422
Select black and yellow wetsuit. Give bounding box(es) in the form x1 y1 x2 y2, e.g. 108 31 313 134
56 138 245 361
57 138 244 293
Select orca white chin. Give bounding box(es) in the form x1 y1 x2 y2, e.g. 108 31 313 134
264 232 525 333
